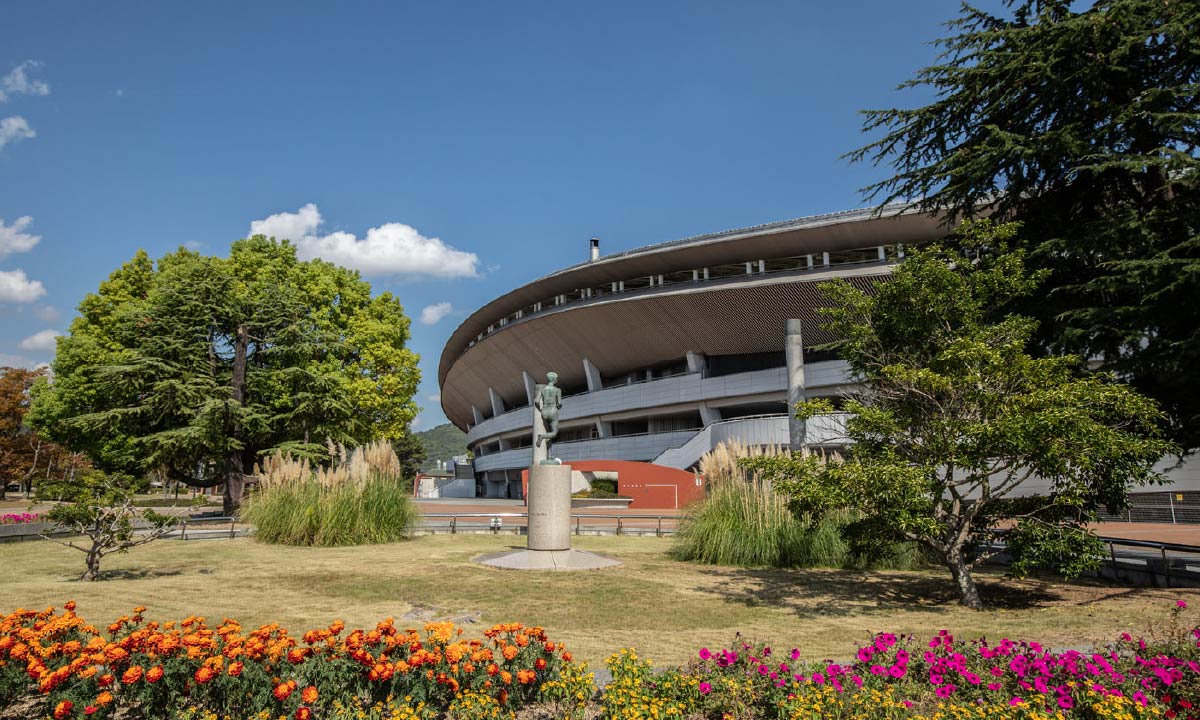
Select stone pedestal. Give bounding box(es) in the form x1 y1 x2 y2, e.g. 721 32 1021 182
527 463 572 551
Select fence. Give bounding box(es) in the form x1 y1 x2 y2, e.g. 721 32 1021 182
1097 491 1200 524
415 512 680 537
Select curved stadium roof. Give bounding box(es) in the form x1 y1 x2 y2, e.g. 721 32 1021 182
438 204 946 429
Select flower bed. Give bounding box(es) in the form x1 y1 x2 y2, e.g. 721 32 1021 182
601 601 1200 720
0 605 580 719
0 513 40 525
1 602 1197 719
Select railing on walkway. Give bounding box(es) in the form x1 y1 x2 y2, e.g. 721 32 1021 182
416 512 682 537
167 516 244 540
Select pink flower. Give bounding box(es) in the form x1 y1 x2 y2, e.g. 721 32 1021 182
888 665 906 679
699 682 711 695
1177 600 1189 610
789 649 801 661
987 682 1002 691
811 672 826 685
699 648 712 660
935 685 954 698
1057 695 1074 710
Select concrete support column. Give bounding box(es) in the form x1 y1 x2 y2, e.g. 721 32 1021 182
523 371 537 406
488 387 506 418
527 463 572 551
786 319 807 451
498 437 511 451
596 419 612 438
699 403 721 427
472 405 485 425
686 351 706 375
582 357 603 392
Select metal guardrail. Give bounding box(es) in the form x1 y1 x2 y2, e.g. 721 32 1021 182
417 512 682 537
168 516 242 540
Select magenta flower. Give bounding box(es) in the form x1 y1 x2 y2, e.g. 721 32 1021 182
1177 600 1189 609
698 682 711 695
699 648 711 660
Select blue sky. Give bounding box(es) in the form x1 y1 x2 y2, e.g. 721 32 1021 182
0 1 988 429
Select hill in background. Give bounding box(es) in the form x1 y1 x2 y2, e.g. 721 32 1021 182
416 423 468 471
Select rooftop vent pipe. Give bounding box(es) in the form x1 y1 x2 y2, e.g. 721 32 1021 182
589 237 600 262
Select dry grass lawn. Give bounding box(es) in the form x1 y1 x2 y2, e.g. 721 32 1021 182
0 534 1195 667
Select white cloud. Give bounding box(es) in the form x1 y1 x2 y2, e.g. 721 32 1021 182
0 269 46 302
420 302 453 325
426 393 441 403
115 88 125 97
0 353 33 368
0 216 40 258
33 305 59 322
18 329 60 351
248 203 479 279
0 116 35 151
411 414 425 430
0 61 49 103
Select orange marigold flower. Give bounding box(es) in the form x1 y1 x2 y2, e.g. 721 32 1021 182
329 620 345 635
96 691 114 706
273 682 293 701
301 686 318 704
97 674 115 688
486 663 499 676
502 645 519 661
194 666 216 685
535 658 546 670
146 666 164 684
53 700 73 719
517 669 536 684
562 652 573 662
287 648 307 664
121 666 143 684
228 661 244 677
295 708 312 720
500 671 513 684
64 601 77 612
132 606 146 614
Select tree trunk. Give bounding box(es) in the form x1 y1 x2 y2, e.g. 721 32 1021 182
82 546 101 581
223 324 249 516
947 550 983 609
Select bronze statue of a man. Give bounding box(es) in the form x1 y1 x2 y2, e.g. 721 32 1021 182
535 371 562 451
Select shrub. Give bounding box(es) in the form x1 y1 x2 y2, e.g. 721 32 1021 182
242 440 418 546
41 473 177 581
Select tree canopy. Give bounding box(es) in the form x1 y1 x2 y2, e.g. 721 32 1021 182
747 222 1172 609
848 0 1200 451
30 237 421 513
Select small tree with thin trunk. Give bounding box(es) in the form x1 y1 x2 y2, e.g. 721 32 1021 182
746 221 1172 608
42 472 177 581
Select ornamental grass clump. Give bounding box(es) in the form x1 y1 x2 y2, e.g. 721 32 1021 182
242 440 417 546
673 440 926 570
671 441 813 568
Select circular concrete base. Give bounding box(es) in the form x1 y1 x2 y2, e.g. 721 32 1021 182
473 548 622 571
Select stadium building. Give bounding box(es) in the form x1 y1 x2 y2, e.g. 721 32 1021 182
438 205 1198 517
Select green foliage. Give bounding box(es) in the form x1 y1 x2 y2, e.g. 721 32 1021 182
242 474 417 546
41 471 178 581
588 477 618 495
29 238 421 513
848 0 1200 451
746 222 1173 608
414 422 468 471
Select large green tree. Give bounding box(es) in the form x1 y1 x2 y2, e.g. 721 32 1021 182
748 222 1171 609
31 237 421 514
848 0 1200 450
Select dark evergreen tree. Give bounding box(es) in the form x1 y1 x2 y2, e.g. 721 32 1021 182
848 0 1200 451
